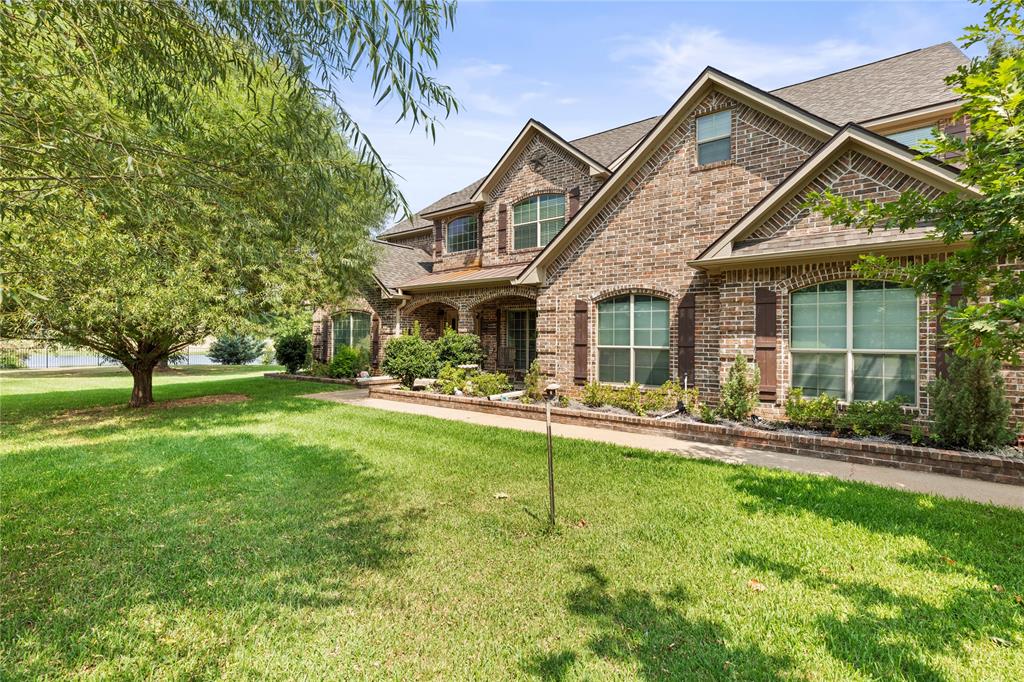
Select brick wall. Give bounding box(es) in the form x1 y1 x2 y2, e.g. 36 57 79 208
538 91 823 398
312 285 399 368
381 229 433 254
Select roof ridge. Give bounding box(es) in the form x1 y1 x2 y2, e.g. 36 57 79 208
771 41 958 92
371 238 414 250
569 115 662 144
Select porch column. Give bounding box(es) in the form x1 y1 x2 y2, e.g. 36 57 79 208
457 304 473 334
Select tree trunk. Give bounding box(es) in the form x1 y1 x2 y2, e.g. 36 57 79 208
129 363 156 407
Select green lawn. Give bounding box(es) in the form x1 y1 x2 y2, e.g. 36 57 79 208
2 366 1023 680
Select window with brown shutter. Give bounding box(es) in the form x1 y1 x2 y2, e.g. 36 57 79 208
574 300 588 384
935 283 963 378
677 293 696 388
433 220 442 258
754 287 777 401
497 204 508 254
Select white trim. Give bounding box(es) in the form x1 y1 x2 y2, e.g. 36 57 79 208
695 126 978 264
511 194 566 251
595 294 671 386
860 100 960 132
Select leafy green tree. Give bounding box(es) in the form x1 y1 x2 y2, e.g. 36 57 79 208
274 331 311 375
1 1 458 405
810 0 1023 362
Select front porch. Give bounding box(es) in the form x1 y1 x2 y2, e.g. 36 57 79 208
400 292 538 378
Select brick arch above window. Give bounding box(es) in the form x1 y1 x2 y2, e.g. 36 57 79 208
402 295 461 315
774 265 913 296
589 286 676 303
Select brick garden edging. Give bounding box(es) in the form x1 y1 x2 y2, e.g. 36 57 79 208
368 386 1024 487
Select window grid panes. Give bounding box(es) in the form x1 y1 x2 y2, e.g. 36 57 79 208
512 194 565 250
696 110 732 165
597 295 670 386
506 309 537 371
446 215 478 253
333 312 371 356
790 281 917 404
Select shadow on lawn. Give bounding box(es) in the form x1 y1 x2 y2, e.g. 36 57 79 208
523 565 792 680
730 470 1024 680
2 423 417 677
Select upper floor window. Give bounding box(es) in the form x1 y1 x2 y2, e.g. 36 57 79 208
513 194 564 250
446 215 478 253
696 110 732 165
790 281 917 404
887 125 935 150
597 294 670 386
333 311 371 356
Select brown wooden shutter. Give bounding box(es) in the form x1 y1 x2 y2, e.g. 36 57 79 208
754 287 778 401
433 220 443 258
320 317 332 362
935 283 964 378
677 293 696 388
497 204 508 254
370 316 380 369
574 299 588 385
568 186 581 218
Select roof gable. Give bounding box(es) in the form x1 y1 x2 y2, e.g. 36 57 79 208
514 67 840 285
693 125 975 267
468 120 610 205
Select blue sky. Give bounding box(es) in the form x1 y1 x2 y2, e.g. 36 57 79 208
346 1 986 217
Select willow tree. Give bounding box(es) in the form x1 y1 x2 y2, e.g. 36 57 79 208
1 1 458 405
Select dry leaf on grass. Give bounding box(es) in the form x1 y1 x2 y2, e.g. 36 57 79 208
493 492 509 500
575 518 588 528
747 579 766 592
993 584 1005 593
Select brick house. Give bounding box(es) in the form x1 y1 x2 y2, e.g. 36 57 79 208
313 43 1023 422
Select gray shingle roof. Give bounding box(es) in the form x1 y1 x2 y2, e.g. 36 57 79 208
771 42 968 124
371 240 432 292
569 116 661 166
379 43 965 242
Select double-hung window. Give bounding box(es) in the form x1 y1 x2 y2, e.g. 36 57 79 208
597 295 670 386
512 194 564 250
446 215 478 253
696 110 732 165
333 311 371 356
790 281 917 403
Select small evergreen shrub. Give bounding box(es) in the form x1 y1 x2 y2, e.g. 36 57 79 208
328 345 369 378
434 328 484 370
839 398 907 437
928 354 1015 449
208 334 265 365
467 371 511 397
784 388 839 430
718 355 760 421
435 365 470 395
698 402 717 423
274 331 310 374
582 381 610 407
523 359 544 402
382 322 437 388
612 383 645 416
308 360 330 377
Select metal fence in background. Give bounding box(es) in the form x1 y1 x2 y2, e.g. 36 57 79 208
0 339 218 370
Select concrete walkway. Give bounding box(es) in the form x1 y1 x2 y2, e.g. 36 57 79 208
306 389 1024 509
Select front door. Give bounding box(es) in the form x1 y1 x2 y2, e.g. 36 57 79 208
506 309 537 371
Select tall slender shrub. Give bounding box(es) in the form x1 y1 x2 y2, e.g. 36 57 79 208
928 354 1015 449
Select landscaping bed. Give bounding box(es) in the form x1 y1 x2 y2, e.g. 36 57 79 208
368 385 1024 486
264 371 359 385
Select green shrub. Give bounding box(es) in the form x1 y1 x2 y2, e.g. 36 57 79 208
308 360 330 377
382 322 437 388
910 424 926 446
784 388 839 430
640 380 699 415
435 365 469 395
523 359 544 402
698 402 717 423
274 331 310 374
581 381 610 407
718 355 760 421
328 345 369 378
467 371 511 397
557 395 570 408
839 398 907 437
0 343 27 369
208 334 265 365
434 328 484 370
928 354 1015 450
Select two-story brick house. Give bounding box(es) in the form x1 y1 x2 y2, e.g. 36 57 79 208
313 42 1024 421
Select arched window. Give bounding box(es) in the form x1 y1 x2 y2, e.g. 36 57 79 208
791 280 917 403
333 311 371 356
512 194 565 250
446 215 478 253
597 294 670 386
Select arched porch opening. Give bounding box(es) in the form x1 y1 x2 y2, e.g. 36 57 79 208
470 295 537 376
402 301 459 341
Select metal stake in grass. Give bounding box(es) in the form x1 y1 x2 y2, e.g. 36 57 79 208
544 383 560 527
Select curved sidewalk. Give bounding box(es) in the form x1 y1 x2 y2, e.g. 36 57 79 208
306 389 1024 509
